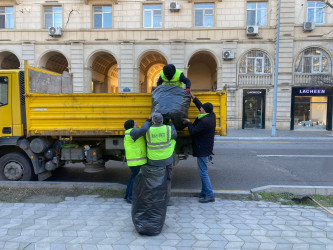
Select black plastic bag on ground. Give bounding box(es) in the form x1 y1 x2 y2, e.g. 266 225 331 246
131 165 168 236
151 85 191 130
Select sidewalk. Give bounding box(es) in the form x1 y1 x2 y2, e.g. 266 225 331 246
1 195 333 250
217 129 333 141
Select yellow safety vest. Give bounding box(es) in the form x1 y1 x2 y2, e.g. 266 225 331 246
160 69 183 88
146 125 176 161
124 128 147 167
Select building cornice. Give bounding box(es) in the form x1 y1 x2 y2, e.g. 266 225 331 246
84 0 118 4
188 0 222 2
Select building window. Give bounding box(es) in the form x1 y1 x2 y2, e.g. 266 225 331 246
307 1 324 24
295 48 331 74
246 2 267 26
44 6 62 28
144 5 162 28
195 4 214 27
94 6 112 28
239 50 272 74
0 7 14 29
0 77 8 106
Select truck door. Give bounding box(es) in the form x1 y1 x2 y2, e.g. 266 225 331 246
0 75 12 136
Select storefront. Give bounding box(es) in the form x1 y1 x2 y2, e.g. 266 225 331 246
291 87 333 130
242 89 266 129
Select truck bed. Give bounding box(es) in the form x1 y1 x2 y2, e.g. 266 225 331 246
25 92 226 137
24 62 226 137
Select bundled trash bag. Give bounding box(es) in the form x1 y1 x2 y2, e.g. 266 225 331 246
151 85 191 130
131 164 168 236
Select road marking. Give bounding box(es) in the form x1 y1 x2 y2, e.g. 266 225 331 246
257 155 333 158
215 141 290 143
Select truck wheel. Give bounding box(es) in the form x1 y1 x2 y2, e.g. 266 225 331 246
0 152 34 181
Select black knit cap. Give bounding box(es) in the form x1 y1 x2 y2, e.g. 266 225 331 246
163 64 176 80
124 120 135 130
202 103 213 113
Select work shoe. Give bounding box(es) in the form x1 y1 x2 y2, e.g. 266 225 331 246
126 198 132 204
193 193 205 198
167 200 174 206
199 196 215 203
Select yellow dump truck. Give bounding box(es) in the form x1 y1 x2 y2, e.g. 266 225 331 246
0 62 227 181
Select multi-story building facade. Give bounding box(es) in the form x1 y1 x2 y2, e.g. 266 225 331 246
0 0 332 131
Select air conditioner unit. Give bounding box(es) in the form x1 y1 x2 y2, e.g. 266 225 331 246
48 27 62 37
222 50 235 60
303 22 315 32
246 25 259 36
169 2 180 11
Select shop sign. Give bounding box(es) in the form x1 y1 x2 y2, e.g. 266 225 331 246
298 89 325 94
244 89 265 95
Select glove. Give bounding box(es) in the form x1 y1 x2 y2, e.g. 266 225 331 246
186 88 191 93
163 117 170 125
146 118 152 123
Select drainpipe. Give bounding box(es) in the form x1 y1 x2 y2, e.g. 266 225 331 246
272 0 282 136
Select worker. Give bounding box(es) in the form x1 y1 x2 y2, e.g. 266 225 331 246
123 119 151 204
182 92 216 203
157 64 191 92
146 112 177 205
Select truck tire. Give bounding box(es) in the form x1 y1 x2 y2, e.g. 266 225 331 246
0 152 34 181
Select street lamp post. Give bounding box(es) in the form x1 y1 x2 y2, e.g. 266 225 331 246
272 0 282 136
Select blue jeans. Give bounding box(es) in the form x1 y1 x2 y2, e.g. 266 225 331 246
197 156 214 198
125 166 141 200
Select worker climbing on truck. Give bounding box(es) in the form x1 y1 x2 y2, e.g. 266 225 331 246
123 119 151 204
157 64 191 93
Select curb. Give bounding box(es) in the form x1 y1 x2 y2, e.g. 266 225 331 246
1 182 332 197
251 185 333 196
0 181 126 190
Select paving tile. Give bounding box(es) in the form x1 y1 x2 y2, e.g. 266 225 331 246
242 242 260 249
1 197 333 250
275 243 293 250
225 241 244 249
176 239 196 247
35 242 52 250
50 243 66 250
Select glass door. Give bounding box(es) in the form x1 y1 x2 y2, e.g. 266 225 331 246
243 94 265 129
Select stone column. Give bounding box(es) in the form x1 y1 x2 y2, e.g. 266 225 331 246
170 41 185 71
276 0 295 129
222 42 238 129
119 42 135 93
21 42 35 68
70 42 84 93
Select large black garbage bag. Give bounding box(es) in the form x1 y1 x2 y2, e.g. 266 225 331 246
131 165 168 236
151 85 191 130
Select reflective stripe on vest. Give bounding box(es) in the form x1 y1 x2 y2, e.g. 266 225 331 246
160 69 183 88
124 129 147 167
146 125 176 161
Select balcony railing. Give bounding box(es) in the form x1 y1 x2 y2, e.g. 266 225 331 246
238 74 273 86
294 73 333 86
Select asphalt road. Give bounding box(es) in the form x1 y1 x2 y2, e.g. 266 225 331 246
48 140 333 191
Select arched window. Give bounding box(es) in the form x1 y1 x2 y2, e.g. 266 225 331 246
239 50 272 74
295 47 331 74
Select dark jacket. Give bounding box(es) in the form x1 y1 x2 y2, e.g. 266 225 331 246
130 120 151 142
186 97 216 157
